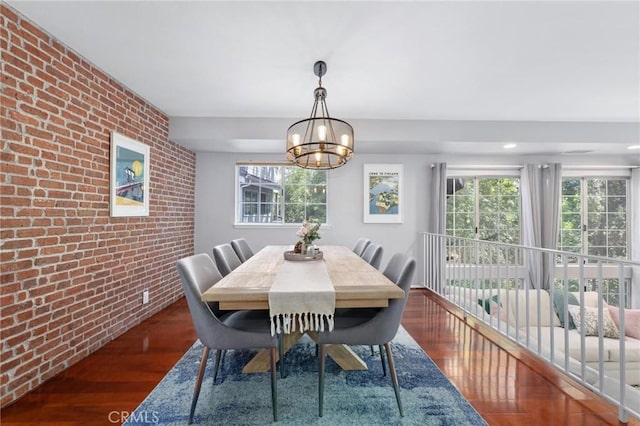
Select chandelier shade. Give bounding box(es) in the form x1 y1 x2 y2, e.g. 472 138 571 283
286 61 354 170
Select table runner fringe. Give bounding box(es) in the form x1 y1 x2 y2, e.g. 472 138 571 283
270 313 334 335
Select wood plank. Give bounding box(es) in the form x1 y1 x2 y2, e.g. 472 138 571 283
243 331 368 373
220 299 390 310
242 332 302 374
201 245 404 309
219 301 268 310
324 344 368 371
306 331 368 371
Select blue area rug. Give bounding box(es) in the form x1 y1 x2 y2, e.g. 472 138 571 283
125 327 487 425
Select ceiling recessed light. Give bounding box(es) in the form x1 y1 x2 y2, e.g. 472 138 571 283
503 143 517 149
627 145 640 150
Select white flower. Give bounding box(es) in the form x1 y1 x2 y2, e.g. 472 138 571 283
295 220 320 244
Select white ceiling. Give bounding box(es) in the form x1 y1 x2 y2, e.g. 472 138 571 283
7 0 640 157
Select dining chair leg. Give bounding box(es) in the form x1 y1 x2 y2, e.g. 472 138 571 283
318 344 326 417
378 344 387 376
213 349 222 384
189 347 210 424
278 334 286 378
384 343 404 417
270 347 278 422
370 345 375 356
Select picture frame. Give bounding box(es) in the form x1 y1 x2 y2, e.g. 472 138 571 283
363 164 403 223
110 132 150 217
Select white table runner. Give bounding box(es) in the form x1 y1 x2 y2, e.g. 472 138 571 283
268 260 335 336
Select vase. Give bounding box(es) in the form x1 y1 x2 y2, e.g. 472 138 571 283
306 243 319 255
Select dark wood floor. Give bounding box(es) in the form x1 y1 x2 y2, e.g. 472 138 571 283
2 289 637 425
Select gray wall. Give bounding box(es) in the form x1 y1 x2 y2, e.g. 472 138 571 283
195 152 635 286
195 152 427 280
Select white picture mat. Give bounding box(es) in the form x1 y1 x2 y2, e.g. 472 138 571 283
363 164 403 223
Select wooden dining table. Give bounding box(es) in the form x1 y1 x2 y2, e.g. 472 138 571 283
201 245 405 373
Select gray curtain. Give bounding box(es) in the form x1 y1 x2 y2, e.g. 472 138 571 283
428 163 447 234
631 168 640 308
521 163 562 289
426 163 447 292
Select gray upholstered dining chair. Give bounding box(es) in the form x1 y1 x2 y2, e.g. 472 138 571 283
316 252 416 417
359 242 384 355
352 238 371 257
360 243 383 270
231 238 254 263
212 243 242 277
177 253 280 423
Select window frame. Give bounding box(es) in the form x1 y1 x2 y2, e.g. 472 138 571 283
446 172 522 244
558 171 631 261
234 163 329 227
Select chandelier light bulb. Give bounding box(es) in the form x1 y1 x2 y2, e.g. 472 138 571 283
317 125 327 142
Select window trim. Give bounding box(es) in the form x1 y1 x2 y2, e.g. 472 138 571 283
561 168 632 178
446 175 522 243
447 168 521 178
559 175 630 260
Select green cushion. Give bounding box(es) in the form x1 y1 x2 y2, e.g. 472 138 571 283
551 289 578 329
478 295 500 314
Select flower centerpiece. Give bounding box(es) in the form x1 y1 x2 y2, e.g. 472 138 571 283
294 220 321 254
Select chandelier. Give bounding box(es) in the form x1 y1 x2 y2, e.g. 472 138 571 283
286 61 354 170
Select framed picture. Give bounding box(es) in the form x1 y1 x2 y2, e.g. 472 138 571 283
363 164 403 223
110 132 150 217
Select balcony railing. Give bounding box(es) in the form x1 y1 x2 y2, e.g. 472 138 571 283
420 232 639 423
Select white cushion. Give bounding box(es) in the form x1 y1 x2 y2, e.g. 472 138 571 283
503 290 561 328
531 327 640 362
570 291 601 308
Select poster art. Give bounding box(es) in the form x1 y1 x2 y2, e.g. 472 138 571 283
363 164 403 223
110 132 150 217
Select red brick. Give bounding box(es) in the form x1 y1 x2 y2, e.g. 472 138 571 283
25 126 54 141
2 160 30 175
3 63 25 80
26 75 45 90
16 269 38 281
5 51 33 74
34 99 59 115
20 17 50 43
9 110 40 127
1 128 21 141
19 103 49 120
23 39 52 65
1 5 189 408
2 85 31 106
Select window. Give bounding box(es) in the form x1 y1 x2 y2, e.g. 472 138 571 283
556 177 630 306
446 177 520 244
559 177 629 260
236 164 327 224
445 176 520 265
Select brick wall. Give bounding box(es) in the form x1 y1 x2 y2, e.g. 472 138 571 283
0 5 195 406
